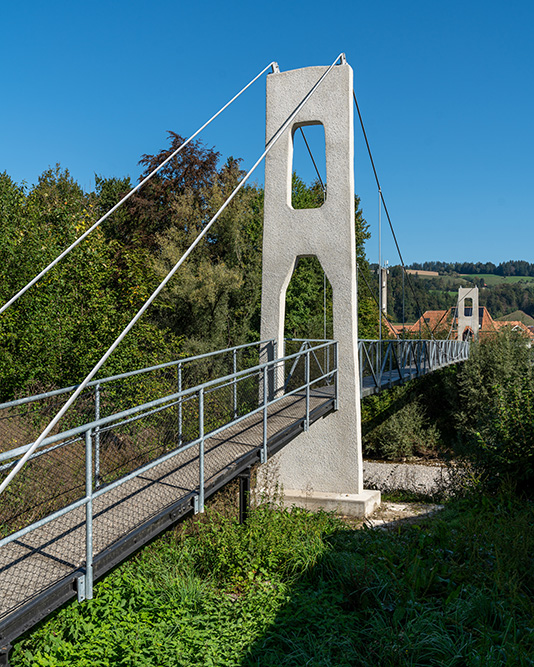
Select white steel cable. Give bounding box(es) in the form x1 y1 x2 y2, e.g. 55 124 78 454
0 53 345 496
0 61 278 317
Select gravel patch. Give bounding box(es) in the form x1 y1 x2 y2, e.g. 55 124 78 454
363 459 458 497
365 501 444 529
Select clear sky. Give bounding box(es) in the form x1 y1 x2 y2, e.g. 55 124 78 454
1 0 533 266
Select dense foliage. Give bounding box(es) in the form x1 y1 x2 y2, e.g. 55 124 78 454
456 328 534 495
11 492 534 665
0 135 374 400
408 259 534 277
363 327 534 497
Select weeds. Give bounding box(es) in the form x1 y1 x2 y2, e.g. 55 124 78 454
11 493 534 666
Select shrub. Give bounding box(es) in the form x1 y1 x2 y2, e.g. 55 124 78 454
457 329 534 495
363 396 440 460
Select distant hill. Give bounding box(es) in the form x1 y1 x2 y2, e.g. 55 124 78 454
497 310 534 326
407 260 534 277
383 265 534 324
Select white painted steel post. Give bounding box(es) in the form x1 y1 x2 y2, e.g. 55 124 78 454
94 384 101 488
262 366 268 464
198 388 205 512
85 429 94 600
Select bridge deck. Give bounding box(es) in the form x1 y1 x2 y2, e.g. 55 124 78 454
360 360 453 396
0 387 334 645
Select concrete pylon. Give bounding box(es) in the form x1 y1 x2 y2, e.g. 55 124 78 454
458 286 479 340
259 62 380 517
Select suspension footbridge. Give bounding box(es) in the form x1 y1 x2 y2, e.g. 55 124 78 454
0 56 469 663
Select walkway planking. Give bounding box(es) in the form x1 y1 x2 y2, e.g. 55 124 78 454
0 387 334 646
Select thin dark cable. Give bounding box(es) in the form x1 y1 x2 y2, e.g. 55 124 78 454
357 263 399 339
353 90 434 340
299 127 326 197
402 268 405 338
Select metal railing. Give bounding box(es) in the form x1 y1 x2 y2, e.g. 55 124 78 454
0 339 337 605
359 338 469 395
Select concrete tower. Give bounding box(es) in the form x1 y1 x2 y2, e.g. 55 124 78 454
458 286 479 340
259 61 379 516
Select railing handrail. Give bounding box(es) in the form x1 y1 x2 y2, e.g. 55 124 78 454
0 359 337 551
0 339 276 411
0 340 335 464
358 338 470 392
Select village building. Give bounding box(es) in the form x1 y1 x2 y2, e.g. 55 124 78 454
387 287 534 342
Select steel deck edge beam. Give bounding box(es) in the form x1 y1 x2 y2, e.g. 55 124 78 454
360 355 467 397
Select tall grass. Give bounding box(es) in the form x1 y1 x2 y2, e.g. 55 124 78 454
11 491 534 666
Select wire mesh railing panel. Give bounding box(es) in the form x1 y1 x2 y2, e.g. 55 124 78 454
358 339 470 392
0 387 95 457
0 437 85 539
95 402 186 488
0 339 339 631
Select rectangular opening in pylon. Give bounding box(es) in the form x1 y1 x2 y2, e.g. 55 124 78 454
291 123 326 209
464 297 473 316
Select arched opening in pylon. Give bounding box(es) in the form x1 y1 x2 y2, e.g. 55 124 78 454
284 255 333 341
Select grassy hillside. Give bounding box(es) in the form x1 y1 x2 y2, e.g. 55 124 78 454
460 273 534 286
497 310 534 325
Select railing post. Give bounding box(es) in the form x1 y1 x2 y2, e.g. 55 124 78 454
304 348 310 431
94 383 101 488
261 365 268 464
238 468 251 524
359 341 363 393
233 348 238 420
0 643 12 667
85 429 94 600
178 362 183 446
334 342 339 410
267 339 276 401
198 387 205 513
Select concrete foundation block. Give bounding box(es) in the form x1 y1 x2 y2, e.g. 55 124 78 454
282 488 381 517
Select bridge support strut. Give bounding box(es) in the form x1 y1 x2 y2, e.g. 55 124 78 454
238 469 251 525
0 643 11 667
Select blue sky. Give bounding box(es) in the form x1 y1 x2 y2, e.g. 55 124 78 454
1 0 533 266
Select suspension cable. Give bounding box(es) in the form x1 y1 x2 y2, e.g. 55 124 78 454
0 61 279 317
297 114 396 339
353 90 434 340
299 127 326 197
0 53 346 497
357 263 400 339
445 295 459 340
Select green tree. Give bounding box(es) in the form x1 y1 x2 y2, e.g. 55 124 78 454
456 328 534 493
0 166 178 399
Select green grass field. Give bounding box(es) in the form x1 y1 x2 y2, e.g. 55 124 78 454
460 273 534 285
